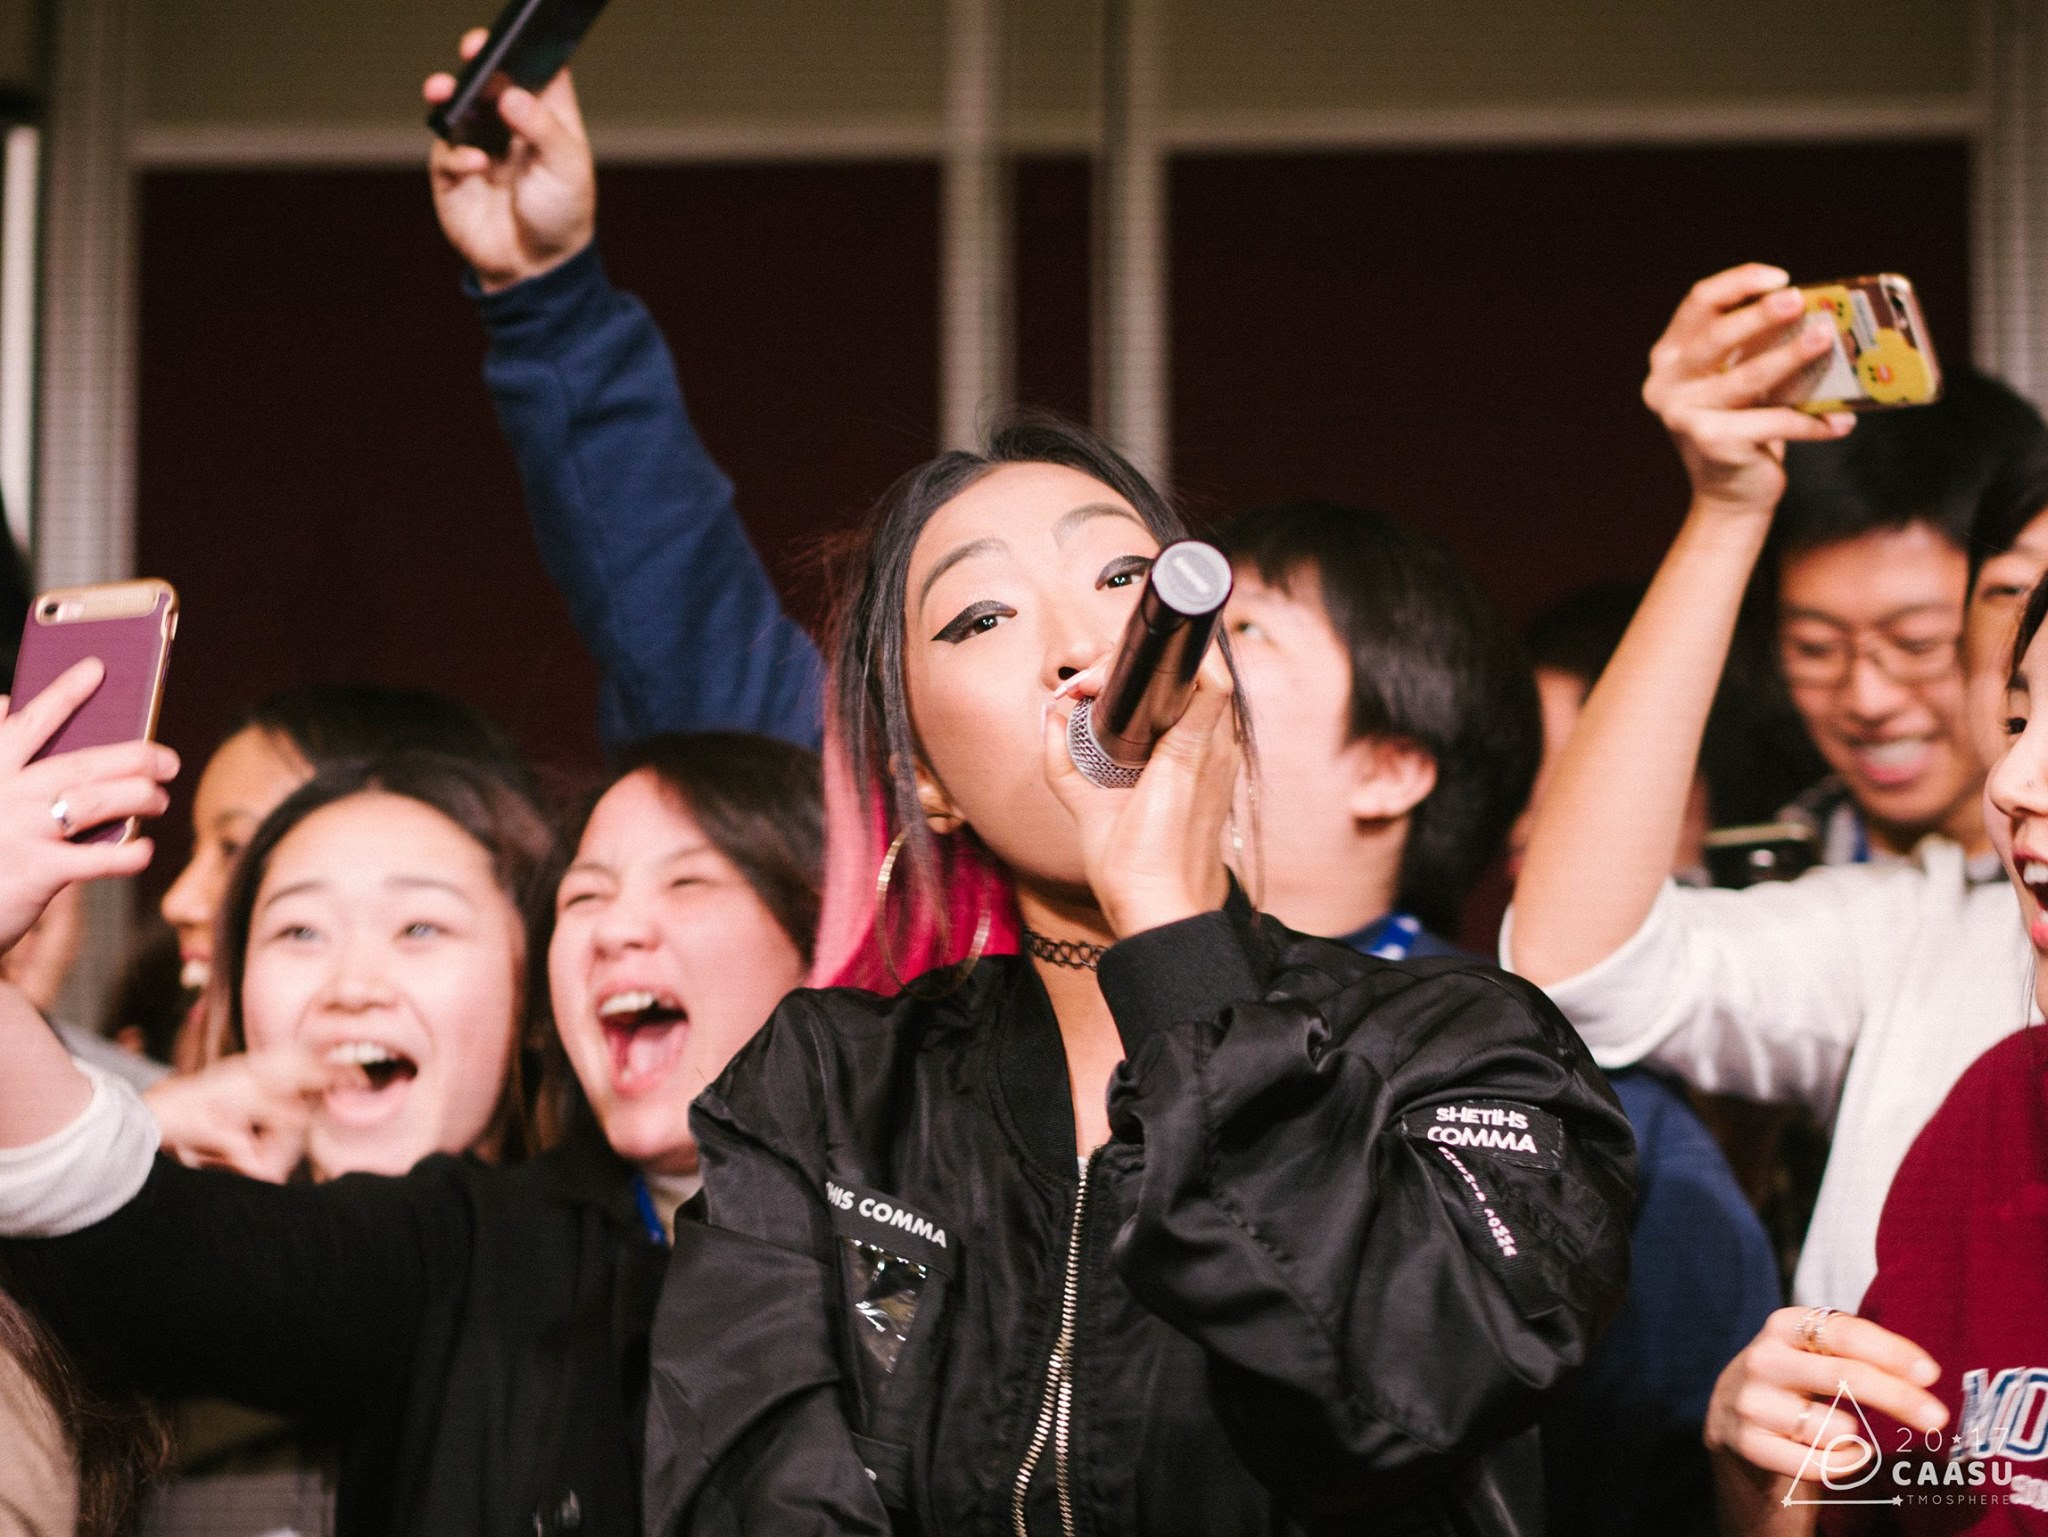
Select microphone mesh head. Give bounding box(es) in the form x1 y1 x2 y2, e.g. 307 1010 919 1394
1066 696 1141 789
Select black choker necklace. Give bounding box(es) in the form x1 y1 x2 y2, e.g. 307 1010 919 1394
1021 927 1108 972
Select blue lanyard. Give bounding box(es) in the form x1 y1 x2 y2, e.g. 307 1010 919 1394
1356 911 1424 960
631 1174 670 1247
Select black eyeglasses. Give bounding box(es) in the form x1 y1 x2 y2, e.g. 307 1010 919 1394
1777 623 1962 688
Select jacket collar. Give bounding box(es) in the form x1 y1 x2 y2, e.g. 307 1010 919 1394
981 879 1276 1181
990 957 1077 1179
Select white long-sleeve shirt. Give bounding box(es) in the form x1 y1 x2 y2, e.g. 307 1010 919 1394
0 1061 158 1236
1501 836 2033 1309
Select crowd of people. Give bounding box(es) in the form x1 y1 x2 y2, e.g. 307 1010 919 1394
0 27 2045 1537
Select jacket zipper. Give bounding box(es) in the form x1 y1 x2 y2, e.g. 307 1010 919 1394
1011 1149 1096 1537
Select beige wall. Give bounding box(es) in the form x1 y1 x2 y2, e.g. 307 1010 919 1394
135 0 1973 143
1172 0 1971 113
142 0 944 129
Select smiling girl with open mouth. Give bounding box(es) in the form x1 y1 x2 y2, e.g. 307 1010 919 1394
0 717 819 1537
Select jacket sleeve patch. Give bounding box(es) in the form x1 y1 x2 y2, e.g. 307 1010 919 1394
824 1177 955 1408
824 1177 955 1276
1401 1099 1564 1171
1420 1143 1558 1317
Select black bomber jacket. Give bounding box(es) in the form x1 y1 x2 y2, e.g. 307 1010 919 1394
3 1133 665 1537
643 895 1637 1536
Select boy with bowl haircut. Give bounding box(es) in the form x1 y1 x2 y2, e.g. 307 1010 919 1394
1218 502 1776 1537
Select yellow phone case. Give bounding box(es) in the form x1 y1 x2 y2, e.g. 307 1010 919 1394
1793 273 1942 413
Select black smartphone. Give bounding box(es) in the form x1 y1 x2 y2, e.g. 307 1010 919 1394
1701 822 1820 890
427 0 614 156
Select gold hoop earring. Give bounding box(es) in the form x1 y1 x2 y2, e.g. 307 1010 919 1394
875 826 993 997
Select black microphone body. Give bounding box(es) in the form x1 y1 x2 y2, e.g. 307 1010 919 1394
1067 540 1234 789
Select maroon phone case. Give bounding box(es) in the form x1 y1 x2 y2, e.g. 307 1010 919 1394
12 583 176 843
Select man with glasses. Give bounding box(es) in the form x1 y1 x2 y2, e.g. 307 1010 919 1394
1506 265 2045 1314
1769 388 2019 871
1776 584 1964 866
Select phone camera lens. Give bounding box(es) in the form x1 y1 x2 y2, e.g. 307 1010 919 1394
37 600 54 618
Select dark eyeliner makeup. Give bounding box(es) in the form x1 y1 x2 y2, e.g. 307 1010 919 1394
1096 554 1154 589
933 600 1014 643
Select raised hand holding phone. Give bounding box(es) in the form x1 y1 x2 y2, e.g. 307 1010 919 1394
423 25 595 292
1641 264 1858 521
427 0 611 154
0 662 175 1154
1781 275 1941 414
0 657 178 955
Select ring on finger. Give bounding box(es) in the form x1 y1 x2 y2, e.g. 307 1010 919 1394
1796 1305 1843 1353
48 797 73 838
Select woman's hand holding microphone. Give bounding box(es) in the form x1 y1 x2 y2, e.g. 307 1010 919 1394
1039 541 1242 940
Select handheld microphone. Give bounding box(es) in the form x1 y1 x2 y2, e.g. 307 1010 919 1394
1066 539 1234 789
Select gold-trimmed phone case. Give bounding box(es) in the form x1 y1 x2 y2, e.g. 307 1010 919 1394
1792 273 1941 413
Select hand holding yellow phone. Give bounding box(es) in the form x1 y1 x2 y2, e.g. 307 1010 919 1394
1785 273 1941 413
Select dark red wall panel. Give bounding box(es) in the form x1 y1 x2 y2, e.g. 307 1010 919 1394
595 162 942 627
1169 142 1973 619
135 144 1969 930
136 163 940 894
1013 155 1093 422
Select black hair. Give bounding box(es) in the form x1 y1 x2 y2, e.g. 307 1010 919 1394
1221 502 1538 933
1968 440 2048 583
1523 581 1646 685
99 924 188 1066
212 749 560 1162
605 732 825 964
0 520 28 689
1774 365 2047 560
2015 571 2048 687
828 411 1252 922
0 1280 169 1537
240 683 538 802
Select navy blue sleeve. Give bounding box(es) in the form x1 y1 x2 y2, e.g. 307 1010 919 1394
1590 1069 1779 1421
1537 1068 1780 1533
472 245 825 754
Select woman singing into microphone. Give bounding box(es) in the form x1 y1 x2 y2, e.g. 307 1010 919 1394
644 416 1635 1537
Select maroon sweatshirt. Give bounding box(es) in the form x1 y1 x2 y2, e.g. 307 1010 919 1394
1819 1029 2048 1534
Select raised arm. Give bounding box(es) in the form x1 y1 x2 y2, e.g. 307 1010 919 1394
425 41 824 753
0 659 175 1147
1511 265 1851 985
